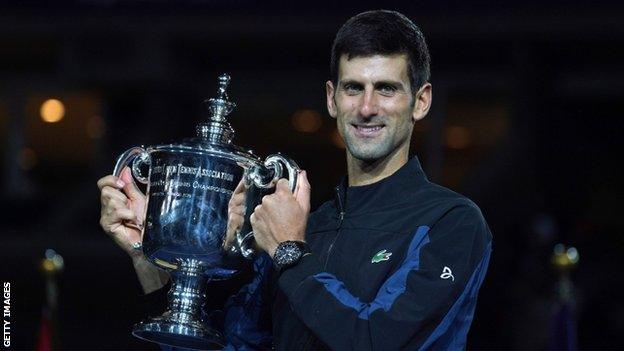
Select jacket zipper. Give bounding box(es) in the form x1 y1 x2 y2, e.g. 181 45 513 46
303 187 344 348
324 186 345 269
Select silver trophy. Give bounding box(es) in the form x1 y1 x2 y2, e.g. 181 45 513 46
112 74 299 350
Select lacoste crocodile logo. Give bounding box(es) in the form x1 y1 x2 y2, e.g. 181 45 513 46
371 249 392 263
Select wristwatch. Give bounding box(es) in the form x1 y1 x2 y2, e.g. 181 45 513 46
273 240 310 271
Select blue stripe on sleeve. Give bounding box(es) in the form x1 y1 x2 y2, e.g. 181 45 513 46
313 225 431 320
418 242 492 350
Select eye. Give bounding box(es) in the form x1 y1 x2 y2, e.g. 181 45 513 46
377 83 397 95
342 83 363 95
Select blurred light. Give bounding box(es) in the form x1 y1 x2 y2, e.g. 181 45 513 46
87 115 106 139
330 129 345 149
552 243 580 271
41 249 64 274
44 249 65 269
553 244 579 263
18 148 37 170
292 109 322 133
40 99 65 123
566 247 579 264
445 125 472 149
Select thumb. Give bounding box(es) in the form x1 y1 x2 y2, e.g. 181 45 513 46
294 171 311 214
120 167 145 201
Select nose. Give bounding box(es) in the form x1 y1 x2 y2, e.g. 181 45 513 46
359 88 379 118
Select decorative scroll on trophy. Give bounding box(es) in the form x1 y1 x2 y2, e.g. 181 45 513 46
112 74 299 350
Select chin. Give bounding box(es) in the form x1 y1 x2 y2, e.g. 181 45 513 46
348 147 387 163
345 134 395 159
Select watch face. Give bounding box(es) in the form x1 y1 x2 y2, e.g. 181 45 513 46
276 241 302 268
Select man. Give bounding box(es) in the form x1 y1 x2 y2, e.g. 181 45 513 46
99 10 491 350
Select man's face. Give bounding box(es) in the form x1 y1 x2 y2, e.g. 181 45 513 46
326 54 429 163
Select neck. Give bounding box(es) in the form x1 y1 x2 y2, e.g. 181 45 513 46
346 145 410 186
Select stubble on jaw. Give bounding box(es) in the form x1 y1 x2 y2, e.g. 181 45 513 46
337 111 415 184
334 95 415 165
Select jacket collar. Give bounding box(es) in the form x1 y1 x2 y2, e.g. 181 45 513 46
334 156 428 215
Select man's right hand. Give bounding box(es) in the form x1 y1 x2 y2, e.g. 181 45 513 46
97 167 146 259
97 167 167 293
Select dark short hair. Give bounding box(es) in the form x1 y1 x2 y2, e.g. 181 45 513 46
330 10 431 92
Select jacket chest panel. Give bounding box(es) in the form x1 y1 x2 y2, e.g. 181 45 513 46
311 227 414 302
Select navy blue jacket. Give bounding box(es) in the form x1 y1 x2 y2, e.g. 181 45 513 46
272 156 492 350
152 156 492 350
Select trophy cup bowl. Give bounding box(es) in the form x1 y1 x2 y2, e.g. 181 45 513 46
111 74 299 350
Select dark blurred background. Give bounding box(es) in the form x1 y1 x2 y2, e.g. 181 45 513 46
1 1 623 350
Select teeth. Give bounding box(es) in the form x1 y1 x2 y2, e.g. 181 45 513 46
358 126 382 131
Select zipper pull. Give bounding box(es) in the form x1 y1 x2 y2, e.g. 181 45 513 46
334 185 345 229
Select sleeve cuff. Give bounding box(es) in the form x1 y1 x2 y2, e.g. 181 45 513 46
277 254 323 298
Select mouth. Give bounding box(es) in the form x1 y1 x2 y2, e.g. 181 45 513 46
351 123 385 138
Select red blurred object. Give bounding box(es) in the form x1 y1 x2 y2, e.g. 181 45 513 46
35 308 53 351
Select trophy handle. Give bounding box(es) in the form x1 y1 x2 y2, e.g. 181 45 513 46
113 146 151 187
264 153 300 192
237 154 300 259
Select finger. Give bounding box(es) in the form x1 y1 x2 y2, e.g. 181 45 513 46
101 186 129 203
103 198 134 219
227 212 244 229
233 178 247 195
261 195 273 206
120 167 145 201
294 170 311 214
224 213 242 248
103 196 128 211
276 178 290 194
228 179 247 208
114 208 139 222
250 204 263 223
293 170 304 199
97 175 124 190
228 192 246 209
228 204 246 216
101 207 137 229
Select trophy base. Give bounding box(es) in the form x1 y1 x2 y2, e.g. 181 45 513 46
133 315 224 351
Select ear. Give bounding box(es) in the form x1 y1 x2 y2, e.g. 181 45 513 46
412 83 432 123
326 80 337 119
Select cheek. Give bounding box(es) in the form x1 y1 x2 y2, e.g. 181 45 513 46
335 116 348 138
335 96 358 114
386 107 414 135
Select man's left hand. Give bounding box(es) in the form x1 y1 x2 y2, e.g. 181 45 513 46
250 171 311 258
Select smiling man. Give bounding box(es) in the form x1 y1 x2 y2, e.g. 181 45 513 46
98 9 492 351
247 10 493 350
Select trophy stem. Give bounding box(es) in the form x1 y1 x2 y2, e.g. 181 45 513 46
133 259 225 350
169 259 208 323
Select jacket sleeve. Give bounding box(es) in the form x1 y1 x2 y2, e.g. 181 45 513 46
221 253 274 350
277 204 492 350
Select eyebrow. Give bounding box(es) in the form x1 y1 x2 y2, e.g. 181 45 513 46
339 79 406 90
339 79 363 86
374 80 406 90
